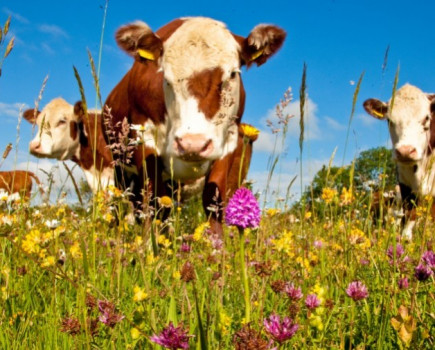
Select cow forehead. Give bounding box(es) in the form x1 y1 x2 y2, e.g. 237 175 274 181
162 17 240 81
39 98 74 124
388 84 430 123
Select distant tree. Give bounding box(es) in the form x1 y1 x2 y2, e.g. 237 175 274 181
300 146 396 207
353 146 395 190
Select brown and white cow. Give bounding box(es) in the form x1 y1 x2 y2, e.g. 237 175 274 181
104 17 285 234
0 170 43 200
23 98 114 193
363 84 435 239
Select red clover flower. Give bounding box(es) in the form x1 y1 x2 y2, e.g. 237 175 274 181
284 283 303 301
263 314 298 344
305 293 321 310
150 322 192 349
97 300 125 327
346 281 369 301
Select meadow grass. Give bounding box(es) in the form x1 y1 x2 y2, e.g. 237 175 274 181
0 174 434 349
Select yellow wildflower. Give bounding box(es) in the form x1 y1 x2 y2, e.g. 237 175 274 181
133 285 148 302
146 255 158 266
218 309 232 335
304 211 312 220
70 241 83 259
21 229 42 255
340 187 354 206
41 256 55 268
321 187 337 204
131 327 141 340
271 230 294 257
266 208 280 217
240 123 260 141
173 271 181 280
104 212 114 223
158 196 173 208
193 222 210 241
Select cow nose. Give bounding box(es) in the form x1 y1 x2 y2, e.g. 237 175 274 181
175 134 213 158
395 145 417 160
29 140 41 154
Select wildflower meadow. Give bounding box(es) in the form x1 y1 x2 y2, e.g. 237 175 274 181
0 12 434 350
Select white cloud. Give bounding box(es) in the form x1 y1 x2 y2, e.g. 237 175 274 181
0 102 27 119
248 157 332 207
254 98 325 154
38 24 68 38
3 8 29 24
325 116 346 130
11 159 86 205
356 112 379 127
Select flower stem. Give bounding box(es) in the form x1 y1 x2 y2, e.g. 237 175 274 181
238 227 251 322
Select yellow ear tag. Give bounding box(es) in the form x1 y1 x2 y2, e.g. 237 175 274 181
372 110 385 119
250 49 264 61
137 49 155 61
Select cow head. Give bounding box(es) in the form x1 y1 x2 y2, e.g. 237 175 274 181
115 17 285 178
23 98 85 160
364 84 435 164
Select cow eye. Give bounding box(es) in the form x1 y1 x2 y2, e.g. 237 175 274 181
57 119 67 127
230 71 237 79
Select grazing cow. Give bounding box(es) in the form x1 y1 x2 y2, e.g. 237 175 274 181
0 170 43 200
363 84 435 238
23 98 114 193
104 17 285 234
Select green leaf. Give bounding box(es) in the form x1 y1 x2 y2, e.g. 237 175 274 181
167 294 178 326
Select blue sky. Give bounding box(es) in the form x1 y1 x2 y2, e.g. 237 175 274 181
1 0 435 205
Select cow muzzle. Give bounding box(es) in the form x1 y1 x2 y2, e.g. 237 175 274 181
29 140 44 157
395 145 419 163
174 134 214 161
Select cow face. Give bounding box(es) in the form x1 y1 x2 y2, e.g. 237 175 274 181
364 84 435 164
23 98 81 160
115 17 285 179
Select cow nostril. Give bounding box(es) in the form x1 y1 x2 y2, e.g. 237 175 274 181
201 139 212 153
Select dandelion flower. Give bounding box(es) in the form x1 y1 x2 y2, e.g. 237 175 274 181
240 123 260 141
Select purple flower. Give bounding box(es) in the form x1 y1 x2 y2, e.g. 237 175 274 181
422 250 435 268
414 263 433 281
398 277 409 290
284 283 303 301
225 188 261 229
305 294 320 310
313 240 323 249
359 258 370 266
150 322 192 349
387 244 404 259
263 314 298 344
346 281 369 301
97 300 125 327
180 243 191 253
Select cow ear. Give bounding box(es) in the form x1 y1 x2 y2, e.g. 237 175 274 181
115 21 163 62
238 24 286 67
73 101 86 121
428 94 435 115
363 98 388 120
23 108 40 124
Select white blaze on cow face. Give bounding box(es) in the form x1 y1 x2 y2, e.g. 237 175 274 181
25 98 80 161
161 18 241 180
364 84 434 163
